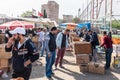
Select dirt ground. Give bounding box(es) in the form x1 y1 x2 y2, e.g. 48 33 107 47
1 51 120 80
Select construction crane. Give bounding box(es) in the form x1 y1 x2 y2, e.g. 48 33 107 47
79 0 120 32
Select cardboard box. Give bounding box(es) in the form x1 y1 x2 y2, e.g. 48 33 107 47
88 62 105 74
0 52 12 59
0 45 12 59
74 42 92 54
79 64 88 72
72 37 80 42
0 34 5 44
76 54 90 64
70 32 77 37
0 59 8 68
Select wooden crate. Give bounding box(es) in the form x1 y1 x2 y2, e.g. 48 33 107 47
73 42 92 54
69 32 77 37
79 64 89 72
76 54 90 64
0 34 5 44
0 44 12 59
0 59 9 68
72 37 80 42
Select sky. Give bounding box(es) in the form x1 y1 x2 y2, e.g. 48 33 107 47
0 0 88 19
0 0 119 19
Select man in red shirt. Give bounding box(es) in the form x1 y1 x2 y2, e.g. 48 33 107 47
100 31 113 69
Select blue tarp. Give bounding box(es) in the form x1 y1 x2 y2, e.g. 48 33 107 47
59 23 67 28
59 22 91 30
77 24 85 28
85 23 91 30
77 22 91 30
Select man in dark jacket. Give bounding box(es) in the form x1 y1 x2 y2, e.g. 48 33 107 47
91 31 99 61
83 30 91 42
46 27 57 78
5 27 39 80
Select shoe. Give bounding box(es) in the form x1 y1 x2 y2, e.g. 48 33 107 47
51 72 55 76
47 76 51 78
1 72 8 78
105 67 110 70
59 65 65 69
54 66 58 70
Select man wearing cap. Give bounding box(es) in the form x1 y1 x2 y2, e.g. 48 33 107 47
5 27 39 80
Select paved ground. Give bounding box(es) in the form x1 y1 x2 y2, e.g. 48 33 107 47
1 51 120 80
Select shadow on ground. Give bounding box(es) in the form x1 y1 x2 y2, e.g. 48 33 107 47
30 59 45 79
56 66 120 80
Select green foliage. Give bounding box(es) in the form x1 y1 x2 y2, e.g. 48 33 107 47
112 20 120 29
21 11 32 18
43 10 47 18
72 16 80 23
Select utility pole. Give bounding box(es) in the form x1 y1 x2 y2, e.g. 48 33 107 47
78 8 81 18
110 0 113 32
87 0 89 21
104 0 107 29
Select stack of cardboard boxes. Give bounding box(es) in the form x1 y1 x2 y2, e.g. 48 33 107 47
74 42 91 72
74 41 105 74
0 44 12 69
76 54 90 72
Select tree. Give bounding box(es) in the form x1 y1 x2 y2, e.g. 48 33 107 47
72 16 80 23
43 10 47 18
112 20 120 29
21 11 32 18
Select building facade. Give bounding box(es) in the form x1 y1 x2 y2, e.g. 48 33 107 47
41 1 59 23
63 15 73 23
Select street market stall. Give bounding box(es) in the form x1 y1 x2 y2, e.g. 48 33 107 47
0 20 34 30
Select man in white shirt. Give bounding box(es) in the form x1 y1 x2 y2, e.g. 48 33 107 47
37 28 43 51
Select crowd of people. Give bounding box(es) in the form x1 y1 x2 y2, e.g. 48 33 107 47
0 26 113 80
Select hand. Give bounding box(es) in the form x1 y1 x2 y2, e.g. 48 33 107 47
6 37 15 48
98 45 101 48
24 60 31 67
8 37 15 44
57 47 60 49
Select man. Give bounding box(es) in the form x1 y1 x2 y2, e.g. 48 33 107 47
100 31 113 69
46 27 57 78
55 29 70 68
5 27 39 80
40 28 46 57
37 28 43 51
91 31 99 61
83 30 91 42
41 28 50 57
